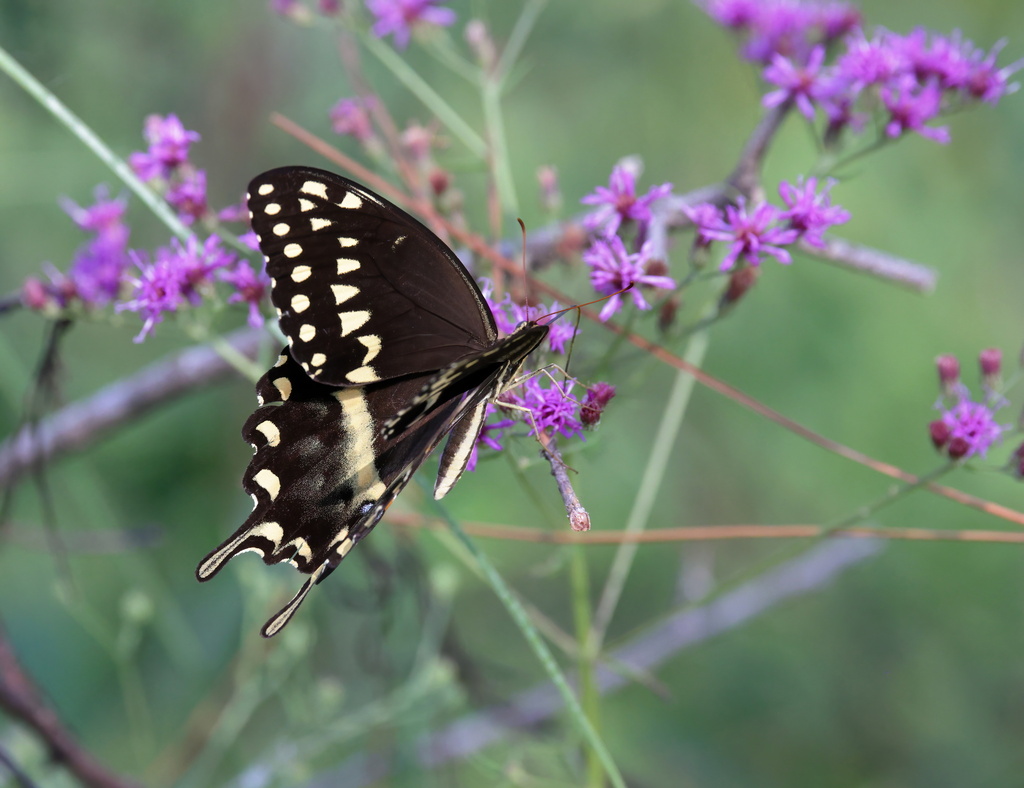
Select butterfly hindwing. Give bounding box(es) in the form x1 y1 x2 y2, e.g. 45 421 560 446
247 167 497 385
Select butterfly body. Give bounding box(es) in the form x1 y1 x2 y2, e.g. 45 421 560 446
196 167 547 637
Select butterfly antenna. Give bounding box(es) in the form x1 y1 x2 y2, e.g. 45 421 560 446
516 218 533 314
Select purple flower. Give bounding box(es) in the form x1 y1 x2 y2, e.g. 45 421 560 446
330 96 378 142
218 201 249 224
763 44 830 119
777 177 850 247
519 378 583 440
118 255 189 342
60 186 128 244
366 0 456 49
66 235 132 306
129 114 200 182
583 235 676 321
118 235 234 341
166 170 209 224
543 303 578 355
835 29 909 92
937 397 1008 460
219 260 270 328
716 198 800 270
962 40 1022 104
700 0 859 65
37 186 134 308
581 164 673 237
683 202 730 249
880 79 950 143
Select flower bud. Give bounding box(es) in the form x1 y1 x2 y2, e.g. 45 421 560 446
580 382 616 427
929 419 950 449
979 347 1002 389
935 354 960 397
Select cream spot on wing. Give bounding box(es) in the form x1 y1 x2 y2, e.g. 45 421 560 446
333 388 380 496
300 180 328 199
330 527 350 550
285 536 313 561
273 222 290 236
291 294 311 313
434 402 487 500
254 469 281 501
310 352 327 368
332 284 359 305
250 493 258 511
336 538 354 557
338 192 362 209
336 257 360 274
257 183 275 196
357 334 382 365
284 243 302 258
255 420 281 447
196 520 283 579
338 310 370 336
291 265 312 283
310 217 333 231
299 324 316 342
299 198 315 212
264 202 281 215
346 365 379 383
338 237 358 247
273 354 288 367
272 377 292 400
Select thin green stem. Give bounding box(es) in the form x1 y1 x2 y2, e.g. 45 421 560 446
361 33 487 158
0 44 192 244
482 80 518 215
591 326 710 651
495 0 548 79
431 502 626 788
569 544 604 788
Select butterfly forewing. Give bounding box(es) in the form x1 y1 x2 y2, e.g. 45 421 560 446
199 167 550 637
247 167 497 386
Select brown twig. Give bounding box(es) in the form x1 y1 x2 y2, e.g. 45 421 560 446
0 624 140 788
536 433 590 531
387 511 1024 544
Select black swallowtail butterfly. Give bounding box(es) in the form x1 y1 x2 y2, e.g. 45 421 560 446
196 166 549 637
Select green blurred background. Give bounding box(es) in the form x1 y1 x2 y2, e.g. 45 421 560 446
1 1 1024 786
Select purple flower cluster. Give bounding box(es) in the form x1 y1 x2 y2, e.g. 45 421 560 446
118 236 236 342
700 0 861 65
928 350 1010 461
685 177 849 271
25 114 270 340
330 96 379 143
129 114 211 225
723 2 1023 145
366 0 456 49
581 164 673 237
23 187 132 311
579 164 677 321
464 282 616 469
